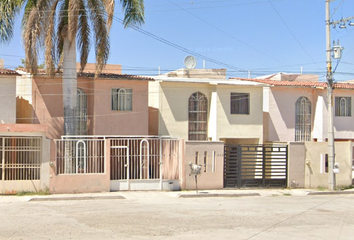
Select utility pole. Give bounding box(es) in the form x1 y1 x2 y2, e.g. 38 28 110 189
325 0 335 190
325 0 353 190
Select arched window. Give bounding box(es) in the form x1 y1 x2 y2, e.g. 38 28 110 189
188 92 207 140
77 88 87 135
295 96 311 142
335 97 351 117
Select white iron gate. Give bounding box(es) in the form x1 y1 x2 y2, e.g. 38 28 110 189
0 136 42 193
110 137 180 191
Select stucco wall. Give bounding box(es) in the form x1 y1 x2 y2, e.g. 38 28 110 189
266 86 320 142
304 141 352 188
288 142 306 188
49 139 111 193
92 80 149 135
216 85 263 142
183 141 224 190
0 76 16 124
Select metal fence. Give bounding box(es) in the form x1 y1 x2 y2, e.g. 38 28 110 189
110 137 180 181
0 137 42 181
55 138 105 174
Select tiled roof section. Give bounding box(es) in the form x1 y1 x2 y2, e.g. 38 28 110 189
17 68 154 81
230 77 354 90
0 69 20 76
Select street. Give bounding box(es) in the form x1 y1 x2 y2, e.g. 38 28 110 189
0 191 353 240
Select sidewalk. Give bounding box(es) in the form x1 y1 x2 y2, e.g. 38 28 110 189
16 187 354 202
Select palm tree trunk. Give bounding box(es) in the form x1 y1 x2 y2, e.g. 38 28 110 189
62 34 77 136
62 28 78 174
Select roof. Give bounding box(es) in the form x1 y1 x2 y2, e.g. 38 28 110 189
152 76 267 86
0 69 20 76
230 77 354 90
16 68 154 81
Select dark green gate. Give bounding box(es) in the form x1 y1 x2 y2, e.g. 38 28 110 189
224 145 288 188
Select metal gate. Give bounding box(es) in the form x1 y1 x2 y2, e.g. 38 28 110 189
110 137 180 191
0 136 42 193
224 145 288 188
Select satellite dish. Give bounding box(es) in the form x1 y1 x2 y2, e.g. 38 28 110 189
184 56 197 69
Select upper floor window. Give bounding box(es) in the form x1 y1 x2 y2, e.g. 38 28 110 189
189 92 208 140
111 88 132 111
230 93 249 115
295 96 311 142
335 97 351 117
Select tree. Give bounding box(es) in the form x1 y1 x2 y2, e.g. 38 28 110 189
0 0 145 135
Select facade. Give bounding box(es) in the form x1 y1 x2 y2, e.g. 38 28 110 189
149 69 265 145
0 67 50 194
231 75 354 188
17 65 152 139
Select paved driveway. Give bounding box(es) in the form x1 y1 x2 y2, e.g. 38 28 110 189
0 192 353 240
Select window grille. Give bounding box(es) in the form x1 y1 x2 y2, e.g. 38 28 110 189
335 97 351 117
77 88 87 135
295 96 311 142
111 88 132 111
188 92 207 140
230 93 250 114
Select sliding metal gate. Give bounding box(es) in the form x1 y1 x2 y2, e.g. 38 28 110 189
224 145 288 188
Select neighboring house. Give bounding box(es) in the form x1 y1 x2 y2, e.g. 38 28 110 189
17 64 152 139
0 65 50 194
231 74 354 188
149 68 265 145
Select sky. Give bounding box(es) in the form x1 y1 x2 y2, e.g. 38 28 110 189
1 0 354 81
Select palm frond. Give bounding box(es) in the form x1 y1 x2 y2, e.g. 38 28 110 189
102 0 115 31
120 0 145 28
87 0 109 77
0 0 24 44
45 0 60 77
68 0 80 45
77 0 90 72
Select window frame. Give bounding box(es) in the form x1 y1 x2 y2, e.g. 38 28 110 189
295 96 311 142
335 96 351 117
188 92 208 141
111 88 133 111
230 92 250 115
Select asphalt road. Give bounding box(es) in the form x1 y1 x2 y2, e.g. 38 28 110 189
1 192 353 240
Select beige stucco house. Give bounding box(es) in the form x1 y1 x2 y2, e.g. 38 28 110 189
149 68 266 145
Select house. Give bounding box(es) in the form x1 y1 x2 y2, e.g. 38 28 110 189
148 68 266 145
231 73 354 188
0 63 50 194
17 64 152 139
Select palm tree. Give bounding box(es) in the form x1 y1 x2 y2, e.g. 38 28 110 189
0 0 145 135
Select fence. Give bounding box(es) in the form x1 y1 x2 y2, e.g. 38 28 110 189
0 137 42 181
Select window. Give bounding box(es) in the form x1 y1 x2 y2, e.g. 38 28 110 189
295 96 311 142
335 97 351 117
77 88 87 135
231 93 249 114
111 88 132 111
188 92 207 140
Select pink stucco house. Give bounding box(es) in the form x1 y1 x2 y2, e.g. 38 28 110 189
231 73 354 188
17 64 152 139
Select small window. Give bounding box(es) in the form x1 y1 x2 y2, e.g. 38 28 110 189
335 97 351 117
111 88 132 111
231 93 249 114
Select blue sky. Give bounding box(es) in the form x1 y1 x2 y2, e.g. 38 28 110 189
1 0 354 81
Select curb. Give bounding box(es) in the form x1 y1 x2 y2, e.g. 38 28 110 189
308 191 354 196
178 193 261 198
28 195 125 202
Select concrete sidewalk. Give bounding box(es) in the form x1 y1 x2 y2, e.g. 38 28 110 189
13 187 354 202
